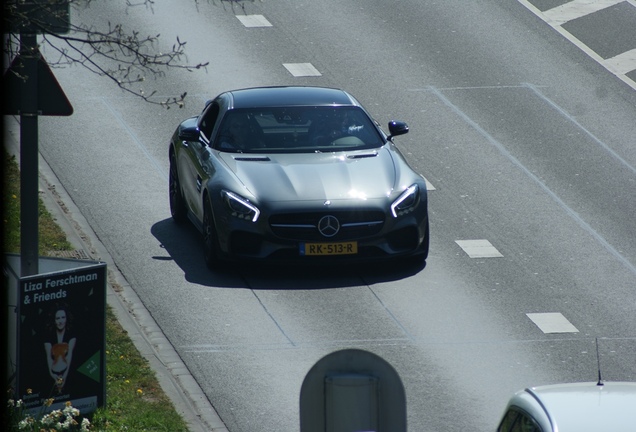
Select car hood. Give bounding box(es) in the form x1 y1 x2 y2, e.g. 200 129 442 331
218 148 398 202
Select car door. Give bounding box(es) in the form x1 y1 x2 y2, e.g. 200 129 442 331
178 100 221 223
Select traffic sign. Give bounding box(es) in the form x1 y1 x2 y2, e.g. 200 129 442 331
2 47 73 116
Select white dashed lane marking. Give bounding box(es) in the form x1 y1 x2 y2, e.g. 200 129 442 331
234 16 321 77
283 63 322 77
236 15 272 28
518 0 636 90
526 312 579 334
542 0 625 25
605 48 636 75
455 239 503 258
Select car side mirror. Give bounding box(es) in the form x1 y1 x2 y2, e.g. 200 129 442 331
178 124 201 143
387 121 409 140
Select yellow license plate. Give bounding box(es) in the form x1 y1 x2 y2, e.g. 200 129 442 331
300 241 358 256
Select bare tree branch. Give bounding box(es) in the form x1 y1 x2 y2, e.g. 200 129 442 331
3 0 251 108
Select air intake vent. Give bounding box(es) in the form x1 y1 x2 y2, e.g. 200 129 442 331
234 156 270 162
347 151 377 159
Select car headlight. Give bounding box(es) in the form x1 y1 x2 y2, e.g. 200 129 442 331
221 190 260 222
390 184 419 217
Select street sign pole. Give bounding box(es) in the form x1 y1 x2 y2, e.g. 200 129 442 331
6 1 73 276
19 32 40 277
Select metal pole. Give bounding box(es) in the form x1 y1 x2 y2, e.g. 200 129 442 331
19 32 39 276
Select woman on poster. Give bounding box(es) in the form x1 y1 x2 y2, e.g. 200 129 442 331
43 303 77 394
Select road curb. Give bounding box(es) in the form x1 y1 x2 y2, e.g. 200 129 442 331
4 116 228 432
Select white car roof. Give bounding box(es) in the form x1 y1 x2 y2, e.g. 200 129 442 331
505 381 636 432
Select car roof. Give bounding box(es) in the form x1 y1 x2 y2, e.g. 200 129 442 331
225 86 359 109
509 381 636 432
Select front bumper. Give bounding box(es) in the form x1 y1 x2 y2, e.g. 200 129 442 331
212 196 429 262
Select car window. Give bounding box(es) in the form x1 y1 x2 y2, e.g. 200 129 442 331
214 106 384 153
200 101 220 141
498 408 543 432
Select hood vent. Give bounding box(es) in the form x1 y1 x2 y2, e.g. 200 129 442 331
234 156 271 162
347 151 378 160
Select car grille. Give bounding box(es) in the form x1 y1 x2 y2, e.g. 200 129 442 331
269 210 385 241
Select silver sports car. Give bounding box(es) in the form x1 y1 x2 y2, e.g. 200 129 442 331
168 86 429 269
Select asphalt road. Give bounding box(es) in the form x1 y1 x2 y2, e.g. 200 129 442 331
19 0 636 430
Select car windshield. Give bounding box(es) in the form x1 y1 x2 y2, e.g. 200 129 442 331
215 106 385 153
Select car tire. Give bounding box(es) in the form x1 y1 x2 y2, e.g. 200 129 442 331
169 153 187 224
405 220 429 267
420 220 430 260
203 197 221 270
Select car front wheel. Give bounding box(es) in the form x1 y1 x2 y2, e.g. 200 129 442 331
404 220 429 268
169 153 187 223
203 198 221 270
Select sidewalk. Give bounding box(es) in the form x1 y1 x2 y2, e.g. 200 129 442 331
4 116 228 432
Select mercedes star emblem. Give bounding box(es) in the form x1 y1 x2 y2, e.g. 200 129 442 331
318 215 340 237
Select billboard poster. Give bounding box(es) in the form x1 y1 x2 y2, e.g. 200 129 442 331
16 262 106 416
